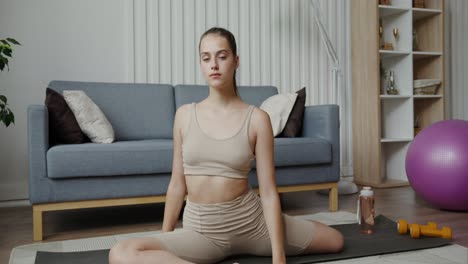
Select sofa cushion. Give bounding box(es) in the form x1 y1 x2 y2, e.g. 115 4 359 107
48 81 175 140
47 139 173 179
280 87 306 137
174 85 278 109
63 90 115 144
271 137 331 166
45 88 88 145
260 93 298 137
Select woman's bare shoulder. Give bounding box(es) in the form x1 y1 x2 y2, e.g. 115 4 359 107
176 103 192 115
250 107 272 133
174 103 192 127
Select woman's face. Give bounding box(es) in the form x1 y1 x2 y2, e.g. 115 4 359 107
199 34 239 90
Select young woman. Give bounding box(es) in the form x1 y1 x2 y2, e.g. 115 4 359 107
109 27 344 264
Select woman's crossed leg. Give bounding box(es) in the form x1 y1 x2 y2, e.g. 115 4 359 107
109 229 226 264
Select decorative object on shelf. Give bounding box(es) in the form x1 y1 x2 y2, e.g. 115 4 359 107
379 0 392 6
385 70 399 95
413 0 425 8
413 79 441 95
382 70 389 94
392 27 399 50
382 43 394 50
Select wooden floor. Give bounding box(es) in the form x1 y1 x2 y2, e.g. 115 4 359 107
2 186 468 263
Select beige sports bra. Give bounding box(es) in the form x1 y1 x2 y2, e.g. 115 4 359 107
182 103 255 179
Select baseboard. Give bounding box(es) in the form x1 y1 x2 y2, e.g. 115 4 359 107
0 178 28 198
0 199 30 208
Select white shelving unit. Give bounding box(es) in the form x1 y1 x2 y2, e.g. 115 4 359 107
413 8 442 21
351 0 445 188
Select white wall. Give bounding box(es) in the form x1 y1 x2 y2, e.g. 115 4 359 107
0 0 352 201
0 0 134 200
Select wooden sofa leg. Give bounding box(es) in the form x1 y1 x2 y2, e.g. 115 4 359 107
33 206 43 241
329 186 338 212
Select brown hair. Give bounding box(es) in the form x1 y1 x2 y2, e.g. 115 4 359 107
199 27 238 95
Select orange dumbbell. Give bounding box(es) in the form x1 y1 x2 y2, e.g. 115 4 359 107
409 224 452 239
397 219 437 234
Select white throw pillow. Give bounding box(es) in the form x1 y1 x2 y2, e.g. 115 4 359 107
63 90 115 144
260 93 298 137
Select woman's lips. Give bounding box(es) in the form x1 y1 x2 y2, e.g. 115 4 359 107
210 73 221 78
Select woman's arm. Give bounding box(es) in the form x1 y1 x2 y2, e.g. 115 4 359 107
162 105 189 232
253 109 286 264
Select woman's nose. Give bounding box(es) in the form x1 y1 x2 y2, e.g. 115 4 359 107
210 60 218 70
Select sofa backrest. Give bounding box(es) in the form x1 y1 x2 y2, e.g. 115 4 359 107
48 80 175 140
174 85 278 109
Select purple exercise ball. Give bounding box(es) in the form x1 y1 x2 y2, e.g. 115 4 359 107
406 119 468 211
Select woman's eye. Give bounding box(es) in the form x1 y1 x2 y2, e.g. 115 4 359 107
202 58 209 62
219 56 226 60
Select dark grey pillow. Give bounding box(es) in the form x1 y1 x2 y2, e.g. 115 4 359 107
280 87 306 137
45 88 88 145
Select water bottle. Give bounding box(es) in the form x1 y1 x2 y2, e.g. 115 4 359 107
357 186 375 234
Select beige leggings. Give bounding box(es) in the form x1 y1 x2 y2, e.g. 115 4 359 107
153 189 315 264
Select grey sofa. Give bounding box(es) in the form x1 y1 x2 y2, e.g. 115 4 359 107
28 80 340 241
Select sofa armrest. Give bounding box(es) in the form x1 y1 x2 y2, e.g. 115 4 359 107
302 104 340 181
28 105 51 204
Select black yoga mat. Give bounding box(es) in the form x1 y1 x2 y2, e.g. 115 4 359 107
35 215 452 264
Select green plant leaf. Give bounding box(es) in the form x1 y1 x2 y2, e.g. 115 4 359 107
0 108 14 127
4 115 12 127
0 40 8 45
0 56 9 71
8 111 14 124
0 95 7 103
6 38 21 45
2 48 12 57
0 109 6 122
